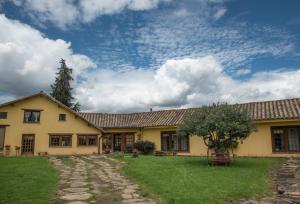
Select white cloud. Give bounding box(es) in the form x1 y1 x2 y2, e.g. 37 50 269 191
6 0 170 28
0 14 95 96
10 0 79 29
213 8 227 20
76 56 300 112
235 68 252 76
0 14 299 113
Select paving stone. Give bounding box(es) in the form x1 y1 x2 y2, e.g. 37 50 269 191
124 188 136 194
61 192 92 201
241 158 300 204
122 193 133 199
67 201 88 204
64 187 89 193
70 181 88 188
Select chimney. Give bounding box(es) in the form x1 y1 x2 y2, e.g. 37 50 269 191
150 108 153 112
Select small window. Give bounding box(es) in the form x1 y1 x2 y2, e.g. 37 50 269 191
78 135 97 146
24 110 40 123
49 135 72 147
59 114 66 121
161 131 189 152
0 112 7 119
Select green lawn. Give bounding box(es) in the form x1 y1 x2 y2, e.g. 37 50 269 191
117 155 281 204
0 157 58 204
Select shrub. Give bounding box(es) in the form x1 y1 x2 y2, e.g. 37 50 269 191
134 140 155 154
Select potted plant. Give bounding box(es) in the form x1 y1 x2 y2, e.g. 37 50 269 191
102 137 111 154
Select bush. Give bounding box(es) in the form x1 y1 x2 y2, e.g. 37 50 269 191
134 140 155 154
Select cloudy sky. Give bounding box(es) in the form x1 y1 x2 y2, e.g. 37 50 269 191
0 0 300 112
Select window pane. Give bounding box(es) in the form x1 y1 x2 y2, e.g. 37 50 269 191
35 112 40 122
88 136 96 145
172 134 178 151
24 111 31 122
161 134 170 151
62 136 71 146
0 112 7 119
273 129 285 152
59 114 66 121
78 136 87 145
125 135 134 152
288 128 300 151
180 135 188 151
50 136 60 146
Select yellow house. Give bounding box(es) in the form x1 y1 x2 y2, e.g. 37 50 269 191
0 92 300 157
0 92 102 156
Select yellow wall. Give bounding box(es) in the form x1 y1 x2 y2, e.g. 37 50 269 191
1 95 300 157
0 95 101 156
110 121 300 157
234 120 300 157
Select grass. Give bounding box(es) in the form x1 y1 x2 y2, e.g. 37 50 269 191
0 157 58 204
115 155 281 204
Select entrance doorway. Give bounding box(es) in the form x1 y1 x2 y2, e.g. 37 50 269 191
113 134 122 151
103 133 135 153
22 134 35 155
0 127 5 151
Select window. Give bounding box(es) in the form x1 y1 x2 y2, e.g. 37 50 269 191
125 134 134 152
24 110 40 123
49 135 72 147
272 126 300 152
161 131 189 152
78 135 97 146
59 114 66 121
0 112 7 119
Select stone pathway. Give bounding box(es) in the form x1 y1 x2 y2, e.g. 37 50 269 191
50 155 156 204
241 157 300 204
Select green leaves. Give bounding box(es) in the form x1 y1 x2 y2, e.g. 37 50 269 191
177 103 255 151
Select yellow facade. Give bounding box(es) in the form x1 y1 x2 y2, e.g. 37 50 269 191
105 121 300 157
0 93 299 157
0 95 101 156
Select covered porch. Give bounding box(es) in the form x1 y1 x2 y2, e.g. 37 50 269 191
102 133 135 153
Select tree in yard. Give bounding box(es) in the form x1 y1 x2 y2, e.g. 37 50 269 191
50 59 80 111
177 103 256 156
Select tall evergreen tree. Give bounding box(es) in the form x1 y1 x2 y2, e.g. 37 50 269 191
51 59 80 111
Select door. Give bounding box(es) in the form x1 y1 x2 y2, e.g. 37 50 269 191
114 134 121 151
22 134 35 155
0 127 5 151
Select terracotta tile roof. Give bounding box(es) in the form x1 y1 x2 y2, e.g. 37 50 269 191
80 98 300 128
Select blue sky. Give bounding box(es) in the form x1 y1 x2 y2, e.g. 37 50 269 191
0 0 300 112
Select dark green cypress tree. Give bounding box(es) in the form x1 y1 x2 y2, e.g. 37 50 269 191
51 59 80 111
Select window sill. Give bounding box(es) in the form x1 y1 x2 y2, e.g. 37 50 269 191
23 122 40 124
49 146 72 148
77 145 97 147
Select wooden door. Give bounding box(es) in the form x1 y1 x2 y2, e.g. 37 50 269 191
0 127 5 151
22 134 35 155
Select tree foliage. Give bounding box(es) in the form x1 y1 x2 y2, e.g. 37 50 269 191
50 59 80 111
177 103 256 153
